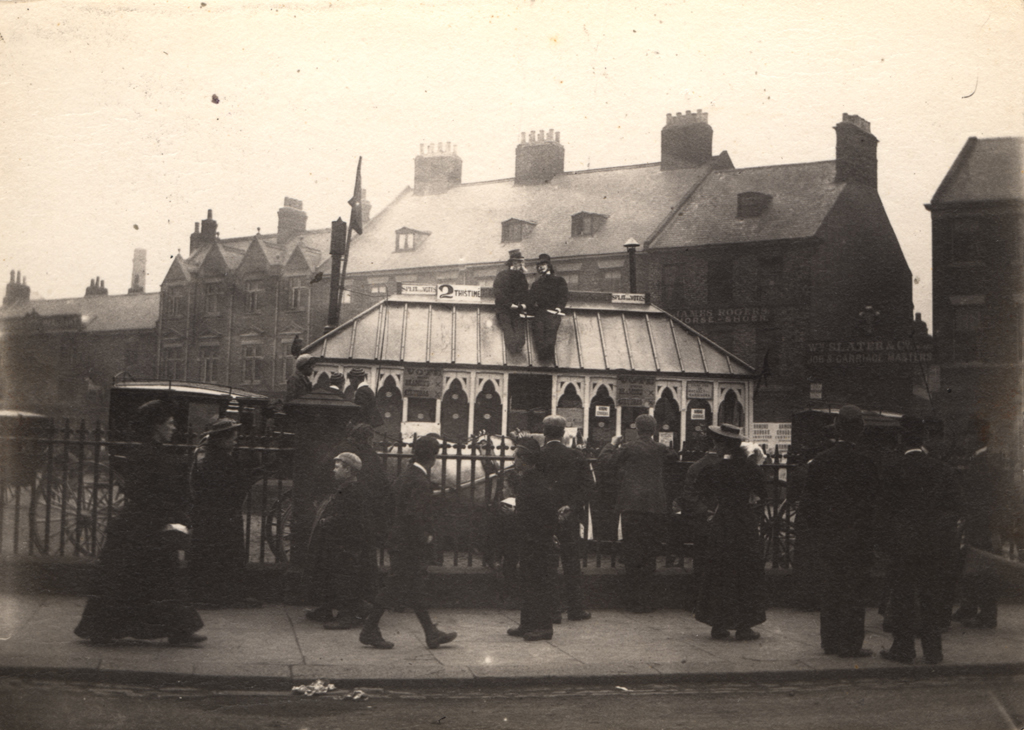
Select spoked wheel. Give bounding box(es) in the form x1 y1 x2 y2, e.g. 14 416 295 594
30 448 124 557
262 490 293 563
761 499 796 569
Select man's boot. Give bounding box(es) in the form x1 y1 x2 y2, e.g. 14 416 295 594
358 607 394 649
416 609 456 649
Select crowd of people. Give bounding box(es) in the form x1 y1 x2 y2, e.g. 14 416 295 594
73 397 1016 665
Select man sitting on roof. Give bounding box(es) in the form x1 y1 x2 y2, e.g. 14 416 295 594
528 253 568 363
492 249 529 355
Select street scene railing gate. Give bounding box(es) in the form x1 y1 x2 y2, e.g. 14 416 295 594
0 422 797 571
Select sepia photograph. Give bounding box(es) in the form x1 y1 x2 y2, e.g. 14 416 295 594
0 1 1022 727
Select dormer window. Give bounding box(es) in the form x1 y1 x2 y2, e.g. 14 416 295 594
571 212 608 237
501 218 536 243
395 227 429 252
737 192 773 218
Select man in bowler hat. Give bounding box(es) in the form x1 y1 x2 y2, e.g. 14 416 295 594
492 249 529 355
878 415 960 664
528 254 569 362
802 405 879 657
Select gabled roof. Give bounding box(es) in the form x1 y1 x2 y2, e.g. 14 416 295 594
930 137 1024 207
650 161 843 249
305 293 753 377
0 293 160 333
334 161 723 273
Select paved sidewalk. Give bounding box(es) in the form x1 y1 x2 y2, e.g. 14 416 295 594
0 593 1021 690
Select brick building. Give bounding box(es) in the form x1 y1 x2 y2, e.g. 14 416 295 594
163 111 919 425
0 263 159 424
926 136 1024 458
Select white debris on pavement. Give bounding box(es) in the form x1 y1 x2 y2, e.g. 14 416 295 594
291 679 337 696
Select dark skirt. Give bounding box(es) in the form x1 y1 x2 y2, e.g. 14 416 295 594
694 510 767 630
74 515 203 642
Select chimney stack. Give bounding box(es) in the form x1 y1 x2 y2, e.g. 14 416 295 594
2 270 30 307
85 277 108 297
128 249 146 294
661 109 713 170
414 141 462 195
189 209 218 255
834 113 878 188
515 129 564 185
276 197 307 245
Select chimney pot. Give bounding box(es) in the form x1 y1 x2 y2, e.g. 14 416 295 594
207 209 212 219
414 140 463 195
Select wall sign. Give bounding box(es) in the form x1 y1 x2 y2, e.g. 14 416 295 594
680 307 771 325
690 408 706 420
616 375 656 407
400 284 437 296
686 381 714 400
403 367 443 399
805 339 934 367
437 284 481 301
611 292 646 304
594 405 611 418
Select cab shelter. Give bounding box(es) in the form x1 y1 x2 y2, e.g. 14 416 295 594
303 287 755 453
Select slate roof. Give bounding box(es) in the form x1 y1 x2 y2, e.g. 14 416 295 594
0 293 160 332
930 137 1024 206
309 161 722 274
305 293 753 377
649 161 843 249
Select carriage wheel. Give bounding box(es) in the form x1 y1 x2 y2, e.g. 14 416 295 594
760 499 796 569
30 451 125 557
262 490 293 563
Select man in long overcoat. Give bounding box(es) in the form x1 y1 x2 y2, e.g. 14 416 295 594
878 416 961 664
539 415 593 621
694 423 768 641
953 417 1009 628
598 414 677 613
802 405 878 657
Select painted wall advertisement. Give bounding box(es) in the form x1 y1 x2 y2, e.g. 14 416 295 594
403 367 444 399
616 375 656 407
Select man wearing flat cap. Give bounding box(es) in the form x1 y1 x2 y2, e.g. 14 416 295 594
528 253 569 362
492 249 529 355
802 405 879 657
285 354 317 402
877 415 960 664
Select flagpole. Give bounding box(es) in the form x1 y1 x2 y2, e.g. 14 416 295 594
328 156 363 331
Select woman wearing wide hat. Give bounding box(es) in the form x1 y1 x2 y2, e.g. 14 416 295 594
188 417 263 609
693 422 769 641
74 400 205 646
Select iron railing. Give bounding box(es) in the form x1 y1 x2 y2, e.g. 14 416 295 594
0 423 797 570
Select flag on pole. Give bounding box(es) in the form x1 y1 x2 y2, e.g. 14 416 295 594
347 157 363 235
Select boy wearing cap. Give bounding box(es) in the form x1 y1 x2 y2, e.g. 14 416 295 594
307 452 370 630
493 250 529 355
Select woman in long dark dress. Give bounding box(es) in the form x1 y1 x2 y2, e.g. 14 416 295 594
693 423 768 641
74 400 205 646
188 417 262 609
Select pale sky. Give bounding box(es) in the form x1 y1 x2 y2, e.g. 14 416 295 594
2 0 1022 327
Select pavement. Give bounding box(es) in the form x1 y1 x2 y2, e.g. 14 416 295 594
0 593 1022 691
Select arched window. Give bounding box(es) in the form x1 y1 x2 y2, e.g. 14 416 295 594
474 380 502 435
716 389 744 429
440 378 469 442
377 375 402 440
